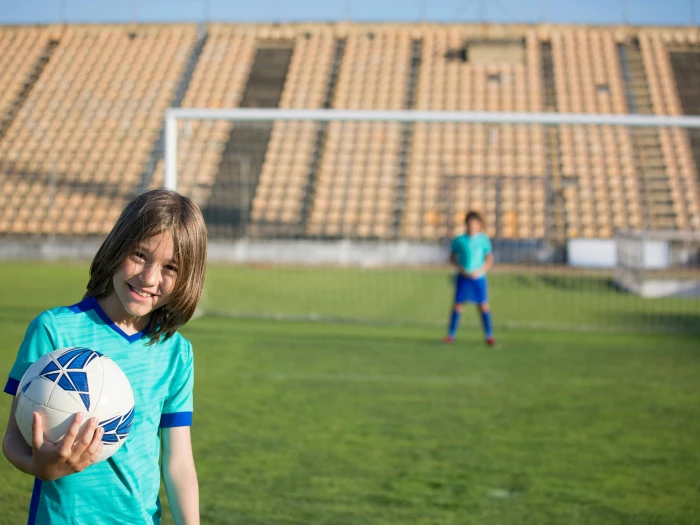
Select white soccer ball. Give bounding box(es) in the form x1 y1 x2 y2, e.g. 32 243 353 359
15 347 135 464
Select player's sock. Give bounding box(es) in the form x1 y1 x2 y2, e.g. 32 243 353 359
448 310 461 338
480 311 493 338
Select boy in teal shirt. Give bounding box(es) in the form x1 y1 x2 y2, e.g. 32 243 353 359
444 211 496 346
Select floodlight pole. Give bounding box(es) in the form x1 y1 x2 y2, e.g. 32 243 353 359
164 113 177 191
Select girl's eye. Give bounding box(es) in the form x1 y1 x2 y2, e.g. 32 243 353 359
131 251 146 262
164 264 178 273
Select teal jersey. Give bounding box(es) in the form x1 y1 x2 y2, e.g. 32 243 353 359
4 296 194 525
451 233 493 273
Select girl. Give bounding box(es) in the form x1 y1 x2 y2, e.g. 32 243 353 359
2 189 207 525
444 211 496 346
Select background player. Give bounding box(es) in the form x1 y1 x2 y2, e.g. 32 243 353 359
2 189 207 525
444 211 496 346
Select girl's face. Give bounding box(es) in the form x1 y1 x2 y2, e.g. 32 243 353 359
110 231 178 320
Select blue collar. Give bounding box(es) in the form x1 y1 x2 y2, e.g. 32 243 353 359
68 296 148 344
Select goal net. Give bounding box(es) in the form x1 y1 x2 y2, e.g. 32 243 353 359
162 109 700 332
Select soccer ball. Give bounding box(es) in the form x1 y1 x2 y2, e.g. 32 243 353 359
15 347 135 464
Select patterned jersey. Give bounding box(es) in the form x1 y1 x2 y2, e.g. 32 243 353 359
4 296 194 525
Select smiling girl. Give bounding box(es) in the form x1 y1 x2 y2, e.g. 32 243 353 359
2 189 207 525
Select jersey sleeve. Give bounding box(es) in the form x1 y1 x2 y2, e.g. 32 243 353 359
450 236 460 254
484 235 493 254
5 311 59 396
160 339 194 428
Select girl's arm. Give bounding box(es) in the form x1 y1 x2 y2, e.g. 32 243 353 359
2 397 103 481
162 426 200 525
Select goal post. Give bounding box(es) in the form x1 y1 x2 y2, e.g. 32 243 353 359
161 108 700 332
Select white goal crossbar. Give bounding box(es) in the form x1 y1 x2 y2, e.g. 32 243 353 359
162 108 700 191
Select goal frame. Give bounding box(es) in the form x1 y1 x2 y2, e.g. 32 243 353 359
163 108 700 191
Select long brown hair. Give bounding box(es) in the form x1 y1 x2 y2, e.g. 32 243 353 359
85 189 208 344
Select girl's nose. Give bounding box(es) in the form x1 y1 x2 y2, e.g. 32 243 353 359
139 264 159 286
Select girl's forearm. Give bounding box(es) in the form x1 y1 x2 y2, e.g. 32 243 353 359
163 462 200 525
2 428 35 476
3 399 36 477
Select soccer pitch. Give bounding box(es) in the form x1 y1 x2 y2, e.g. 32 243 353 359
0 263 699 524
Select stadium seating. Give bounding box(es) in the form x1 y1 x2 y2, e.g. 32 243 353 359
0 24 196 235
251 29 336 228
402 30 547 240
306 28 412 239
639 32 700 231
0 23 699 240
0 27 52 138
550 29 645 238
150 25 257 203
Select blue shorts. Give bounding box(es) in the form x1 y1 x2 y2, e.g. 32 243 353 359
454 275 488 305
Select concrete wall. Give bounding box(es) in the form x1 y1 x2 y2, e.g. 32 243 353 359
0 238 548 266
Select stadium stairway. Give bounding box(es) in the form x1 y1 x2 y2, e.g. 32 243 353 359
0 38 58 143
669 47 700 174
203 40 294 238
540 41 567 249
392 37 422 239
620 39 678 231
136 31 209 194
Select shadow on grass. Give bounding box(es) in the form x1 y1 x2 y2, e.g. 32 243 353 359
536 275 620 293
600 311 700 337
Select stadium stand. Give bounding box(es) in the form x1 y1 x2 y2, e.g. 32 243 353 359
150 25 257 204
552 28 645 239
402 29 546 240
0 23 699 240
306 27 413 239
0 24 196 235
250 28 336 236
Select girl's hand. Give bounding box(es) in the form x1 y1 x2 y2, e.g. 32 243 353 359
469 269 485 279
30 412 104 481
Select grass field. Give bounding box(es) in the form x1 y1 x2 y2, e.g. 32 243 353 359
0 262 699 524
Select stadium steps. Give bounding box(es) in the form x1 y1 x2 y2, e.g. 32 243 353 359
0 38 58 143
292 37 348 238
540 42 567 249
203 41 294 239
392 38 422 239
669 48 700 175
620 40 678 231
135 31 209 195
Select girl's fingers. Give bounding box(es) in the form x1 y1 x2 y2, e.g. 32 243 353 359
86 427 104 458
58 413 84 458
31 412 44 450
73 417 98 456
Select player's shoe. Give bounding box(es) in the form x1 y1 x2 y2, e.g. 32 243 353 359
485 336 497 347
443 335 454 344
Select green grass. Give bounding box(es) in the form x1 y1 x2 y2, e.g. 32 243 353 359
0 263 699 524
203 264 700 332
